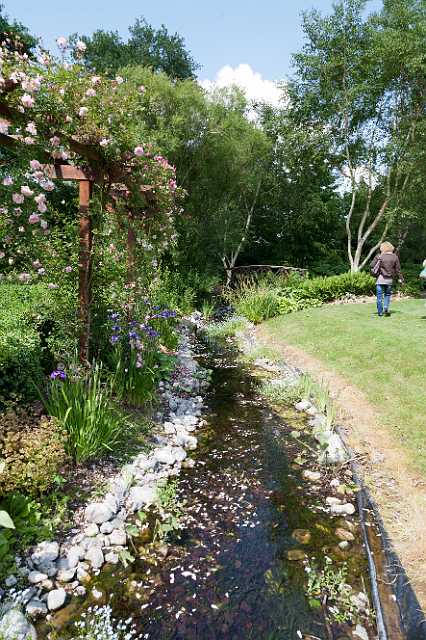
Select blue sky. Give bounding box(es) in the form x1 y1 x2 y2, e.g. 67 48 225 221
7 0 381 90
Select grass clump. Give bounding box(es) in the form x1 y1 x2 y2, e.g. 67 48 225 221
205 316 250 339
42 362 127 463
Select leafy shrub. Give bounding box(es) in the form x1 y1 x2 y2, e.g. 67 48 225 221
42 363 127 463
0 411 67 496
232 272 376 323
0 283 77 404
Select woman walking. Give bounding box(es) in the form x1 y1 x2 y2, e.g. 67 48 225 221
371 242 403 317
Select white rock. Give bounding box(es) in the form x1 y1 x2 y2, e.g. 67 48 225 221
302 470 321 482
26 599 47 617
353 624 369 640
31 541 59 565
153 446 176 465
100 522 114 535
28 571 48 585
105 552 119 564
85 547 104 570
47 588 67 611
92 587 103 600
34 561 57 578
109 529 126 546
56 568 76 583
85 503 114 525
330 503 356 516
66 546 82 568
0 607 37 640
128 485 157 511
84 523 99 537
326 497 342 506
295 400 311 412
5 575 17 588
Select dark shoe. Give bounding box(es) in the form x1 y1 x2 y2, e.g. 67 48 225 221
384 310 391 317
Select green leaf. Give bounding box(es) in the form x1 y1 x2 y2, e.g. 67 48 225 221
0 510 15 529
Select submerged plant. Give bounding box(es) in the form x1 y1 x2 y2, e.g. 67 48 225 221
72 605 142 639
305 558 359 624
153 480 185 543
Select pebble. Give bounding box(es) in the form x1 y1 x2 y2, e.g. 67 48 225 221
85 503 114 525
31 541 59 565
291 529 311 545
47 588 67 611
28 571 48 585
295 400 311 412
4 576 17 588
85 547 104 570
109 529 126 546
330 503 356 516
26 598 48 617
335 528 355 542
287 549 307 561
302 470 321 482
56 568 76 583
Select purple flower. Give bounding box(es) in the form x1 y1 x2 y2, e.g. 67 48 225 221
112 325 121 332
50 370 66 380
110 335 120 345
108 311 120 320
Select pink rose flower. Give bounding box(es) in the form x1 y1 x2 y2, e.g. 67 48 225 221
91 76 101 85
76 40 87 52
12 193 24 204
30 160 42 171
28 213 40 224
3 176 13 186
56 36 68 49
21 186 34 197
78 107 88 117
21 94 34 108
50 136 61 146
85 88 96 97
134 146 144 156
0 122 9 134
26 122 37 135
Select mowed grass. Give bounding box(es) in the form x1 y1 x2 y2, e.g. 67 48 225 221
262 299 426 473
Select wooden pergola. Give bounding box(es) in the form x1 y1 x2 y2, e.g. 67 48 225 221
0 108 155 362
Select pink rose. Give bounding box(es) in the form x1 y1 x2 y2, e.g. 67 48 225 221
21 186 34 197
134 146 144 157
78 107 88 117
12 193 24 204
26 122 37 135
3 176 13 186
30 160 42 171
21 94 34 108
85 88 96 97
28 213 40 224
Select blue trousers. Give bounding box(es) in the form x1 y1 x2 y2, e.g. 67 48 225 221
376 283 392 315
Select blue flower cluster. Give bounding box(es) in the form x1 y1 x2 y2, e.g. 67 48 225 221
50 370 67 380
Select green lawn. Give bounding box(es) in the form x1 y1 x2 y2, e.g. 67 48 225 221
262 299 426 472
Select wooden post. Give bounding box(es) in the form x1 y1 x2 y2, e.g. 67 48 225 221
79 180 93 363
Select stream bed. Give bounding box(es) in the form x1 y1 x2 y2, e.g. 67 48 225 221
42 337 380 640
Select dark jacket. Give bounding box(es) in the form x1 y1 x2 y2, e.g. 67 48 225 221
371 252 402 281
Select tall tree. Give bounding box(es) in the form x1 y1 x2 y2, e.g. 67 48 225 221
71 17 199 80
290 0 426 272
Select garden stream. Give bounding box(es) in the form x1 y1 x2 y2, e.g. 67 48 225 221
40 337 387 640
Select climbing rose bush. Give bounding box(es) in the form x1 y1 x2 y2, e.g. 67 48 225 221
0 37 182 284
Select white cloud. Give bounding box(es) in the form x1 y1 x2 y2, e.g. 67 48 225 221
200 64 285 108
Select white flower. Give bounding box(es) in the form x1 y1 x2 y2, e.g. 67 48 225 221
99 138 110 147
76 40 87 52
91 76 101 85
85 88 96 97
40 219 48 230
79 107 88 117
2 176 13 186
56 36 68 49
115 75 124 84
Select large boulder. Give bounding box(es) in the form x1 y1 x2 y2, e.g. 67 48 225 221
0 606 37 640
85 502 114 524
